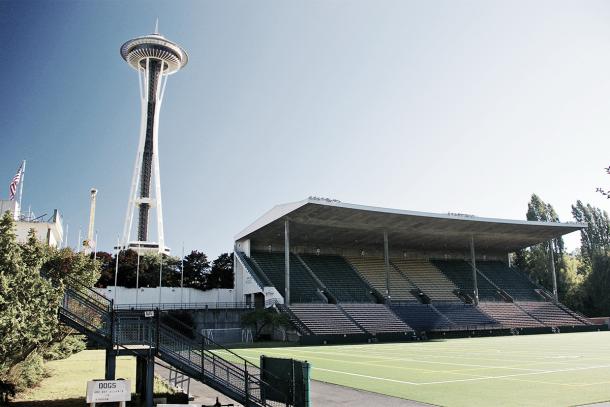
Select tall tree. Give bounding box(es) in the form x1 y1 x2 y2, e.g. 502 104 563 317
182 251 210 290
208 253 234 289
571 201 610 271
515 194 568 297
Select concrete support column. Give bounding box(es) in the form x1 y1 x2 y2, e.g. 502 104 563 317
549 240 558 302
104 347 116 380
383 230 390 302
469 235 479 306
284 219 290 306
145 352 154 407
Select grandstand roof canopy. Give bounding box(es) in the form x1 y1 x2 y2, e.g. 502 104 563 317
235 198 585 253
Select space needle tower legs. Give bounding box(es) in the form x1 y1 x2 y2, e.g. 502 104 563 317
119 25 188 254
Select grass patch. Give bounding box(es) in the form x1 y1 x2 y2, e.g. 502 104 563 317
228 331 610 407
13 349 173 406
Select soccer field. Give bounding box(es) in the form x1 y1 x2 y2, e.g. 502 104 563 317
226 331 610 407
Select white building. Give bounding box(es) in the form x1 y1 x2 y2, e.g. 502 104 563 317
0 200 64 247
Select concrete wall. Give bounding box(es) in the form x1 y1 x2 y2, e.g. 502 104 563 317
0 201 63 247
96 286 236 305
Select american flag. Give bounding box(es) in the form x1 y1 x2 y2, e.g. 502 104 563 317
9 163 23 201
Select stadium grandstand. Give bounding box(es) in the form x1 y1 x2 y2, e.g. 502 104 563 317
233 197 605 344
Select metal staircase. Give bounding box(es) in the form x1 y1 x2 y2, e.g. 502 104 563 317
58 276 290 406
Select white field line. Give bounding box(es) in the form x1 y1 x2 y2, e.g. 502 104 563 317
314 367 419 385
328 345 610 363
229 351 610 387
316 363 610 386
418 364 610 385
232 349 479 377
252 347 547 372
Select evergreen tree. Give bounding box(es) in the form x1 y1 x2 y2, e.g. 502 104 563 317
182 251 210 289
0 212 61 381
208 252 234 289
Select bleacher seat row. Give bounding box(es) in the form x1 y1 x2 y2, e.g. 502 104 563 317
244 251 593 337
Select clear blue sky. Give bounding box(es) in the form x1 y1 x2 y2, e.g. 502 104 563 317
2 0 610 257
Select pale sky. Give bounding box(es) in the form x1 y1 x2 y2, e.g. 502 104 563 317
2 0 610 257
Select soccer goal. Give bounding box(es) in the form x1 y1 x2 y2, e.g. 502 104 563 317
202 327 253 345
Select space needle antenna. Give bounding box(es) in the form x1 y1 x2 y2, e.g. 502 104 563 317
154 17 159 34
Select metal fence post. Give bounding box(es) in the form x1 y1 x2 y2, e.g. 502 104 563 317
110 300 115 345
155 309 160 351
201 337 205 379
245 367 250 405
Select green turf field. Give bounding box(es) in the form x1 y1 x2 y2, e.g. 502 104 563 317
226 331 610 407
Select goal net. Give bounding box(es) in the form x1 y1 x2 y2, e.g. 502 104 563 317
202 327 253 345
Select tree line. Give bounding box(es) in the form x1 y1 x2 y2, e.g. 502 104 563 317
94 249 234 290
516 194 610 317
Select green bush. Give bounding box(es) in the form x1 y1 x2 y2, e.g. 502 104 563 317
8 353 46 392
43 334 86 361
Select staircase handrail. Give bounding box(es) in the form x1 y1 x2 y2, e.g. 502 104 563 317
156 315 289 405
159 312 275 377
235 250 273 289
467 261 512 303
275 303 313 336
294 253 335 303
44 270 112 311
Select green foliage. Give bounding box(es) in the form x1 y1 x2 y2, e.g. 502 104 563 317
0 212 61 382
208 252 234 289
181 250 210 289
241 308 290 340
571 200 610 273
42 335 86 361
7 353 46 392
94 249 234 290
515 194 568 298
0 211 100 393
579 254 610 317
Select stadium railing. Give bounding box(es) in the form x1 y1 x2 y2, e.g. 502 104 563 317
113 302 254 311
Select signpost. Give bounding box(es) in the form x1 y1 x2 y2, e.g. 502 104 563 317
86 379 131 406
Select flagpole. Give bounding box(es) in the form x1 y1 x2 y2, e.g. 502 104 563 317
180 242 184 305
18 160 25 217
114 235 120 305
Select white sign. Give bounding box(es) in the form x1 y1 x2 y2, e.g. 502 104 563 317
144 310 155 318
86 379 131 403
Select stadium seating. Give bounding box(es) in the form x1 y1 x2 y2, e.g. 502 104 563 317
433 303 499 328
391 259 460 302
476 261 542 301
432 260 500 301
346 257 420 302
391 303 455 331
517 301 587 327
340 303 414 334
300 254 376 303
250 252 324 303
239 252 273 287
478 302 543 328
289 303 364 335
556 303 592 325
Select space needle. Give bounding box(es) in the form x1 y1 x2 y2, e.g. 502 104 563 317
119 23 188 254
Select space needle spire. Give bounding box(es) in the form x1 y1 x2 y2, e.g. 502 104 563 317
119 25 188 254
